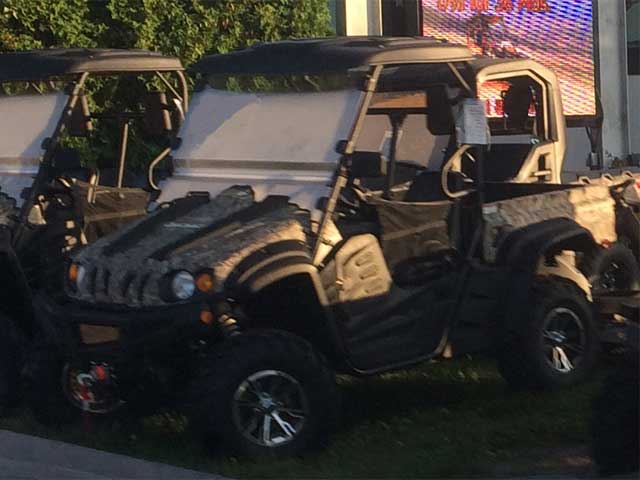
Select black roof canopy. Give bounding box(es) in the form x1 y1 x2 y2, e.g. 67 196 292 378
0 49 184 82
193 37 473 76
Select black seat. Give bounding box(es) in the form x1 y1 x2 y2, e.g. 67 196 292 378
404 171 445 202
483 143 532 181
404 170 468 203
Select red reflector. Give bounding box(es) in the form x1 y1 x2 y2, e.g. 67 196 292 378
93 365 108 381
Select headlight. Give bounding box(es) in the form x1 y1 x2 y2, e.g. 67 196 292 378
170 271 195 300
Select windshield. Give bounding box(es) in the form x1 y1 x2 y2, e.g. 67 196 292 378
172 74 363 182
0 92 66 167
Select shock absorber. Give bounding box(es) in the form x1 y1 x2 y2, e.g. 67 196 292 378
212 301 241 338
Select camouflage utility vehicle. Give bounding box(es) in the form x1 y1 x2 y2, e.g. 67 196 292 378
0 49 187 412
26 38 638 457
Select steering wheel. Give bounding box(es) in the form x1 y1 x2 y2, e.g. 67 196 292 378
441 145 477 199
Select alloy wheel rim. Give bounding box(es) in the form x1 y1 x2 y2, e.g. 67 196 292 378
62 364 123 414
542 307 586 374
232 369 309 447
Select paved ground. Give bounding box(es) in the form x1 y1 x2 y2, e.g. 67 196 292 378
0 429 222 480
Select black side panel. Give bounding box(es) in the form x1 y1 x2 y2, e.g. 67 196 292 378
320 234 456 373
342 287 454 371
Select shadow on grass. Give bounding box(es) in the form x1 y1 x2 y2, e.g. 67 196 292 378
0 357 602 479
337 357 507 429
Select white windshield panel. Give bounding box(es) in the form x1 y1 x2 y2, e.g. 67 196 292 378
173 88 362 180
0 92 67 203
0 92 66 167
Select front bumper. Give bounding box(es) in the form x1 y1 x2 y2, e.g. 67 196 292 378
33 292 212 356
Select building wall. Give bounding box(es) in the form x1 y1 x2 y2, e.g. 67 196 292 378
628 1 640 156
334 0 382 35
630 75 640 155
598 0 631 161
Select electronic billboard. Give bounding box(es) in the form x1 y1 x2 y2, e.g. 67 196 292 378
422 0 597 119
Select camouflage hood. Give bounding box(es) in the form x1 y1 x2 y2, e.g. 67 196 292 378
69 186 311 307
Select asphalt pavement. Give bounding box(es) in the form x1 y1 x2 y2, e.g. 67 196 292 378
0 429 223 480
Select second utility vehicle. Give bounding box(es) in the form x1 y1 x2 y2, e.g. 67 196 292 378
0 49 187 411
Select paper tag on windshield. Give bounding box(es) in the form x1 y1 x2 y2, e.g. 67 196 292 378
455 98 489 145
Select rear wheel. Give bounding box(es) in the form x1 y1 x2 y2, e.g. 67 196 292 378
497 277 599 390
581 243 640 295
187 330 339 458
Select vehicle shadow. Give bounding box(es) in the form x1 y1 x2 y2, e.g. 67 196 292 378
336 359 505 430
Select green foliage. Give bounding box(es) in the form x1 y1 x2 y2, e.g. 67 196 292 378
0 0 98 50
0 0 333 61
0 0 333 171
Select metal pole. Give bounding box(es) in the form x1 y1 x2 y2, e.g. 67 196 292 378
385 113 406 199
177 71 189 113
344 65 382 154
116 120 129 189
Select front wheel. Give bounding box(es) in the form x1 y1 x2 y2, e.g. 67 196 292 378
0 314 21 414
497 277 599 390
23 337 78 426
187 330 339 458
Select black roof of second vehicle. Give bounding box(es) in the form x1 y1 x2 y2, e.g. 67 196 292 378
193 37 473 75
0 48 184 82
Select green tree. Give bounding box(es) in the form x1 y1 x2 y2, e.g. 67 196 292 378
0 0 99 50
0 0 333 61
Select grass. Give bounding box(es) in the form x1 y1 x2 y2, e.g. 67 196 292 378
0 357 601 478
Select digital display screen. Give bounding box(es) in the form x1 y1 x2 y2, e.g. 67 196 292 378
422 0 596 118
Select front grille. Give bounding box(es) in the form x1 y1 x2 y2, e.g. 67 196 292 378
72 259 168 307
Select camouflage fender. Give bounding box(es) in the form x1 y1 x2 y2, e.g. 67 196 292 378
0 191 17 230
483 184 616 262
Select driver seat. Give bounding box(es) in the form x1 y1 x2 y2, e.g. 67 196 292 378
403 171 445 202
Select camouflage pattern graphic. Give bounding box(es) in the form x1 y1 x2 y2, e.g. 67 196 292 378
483 184 617 262
69 186 310 307
0 191 17 229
